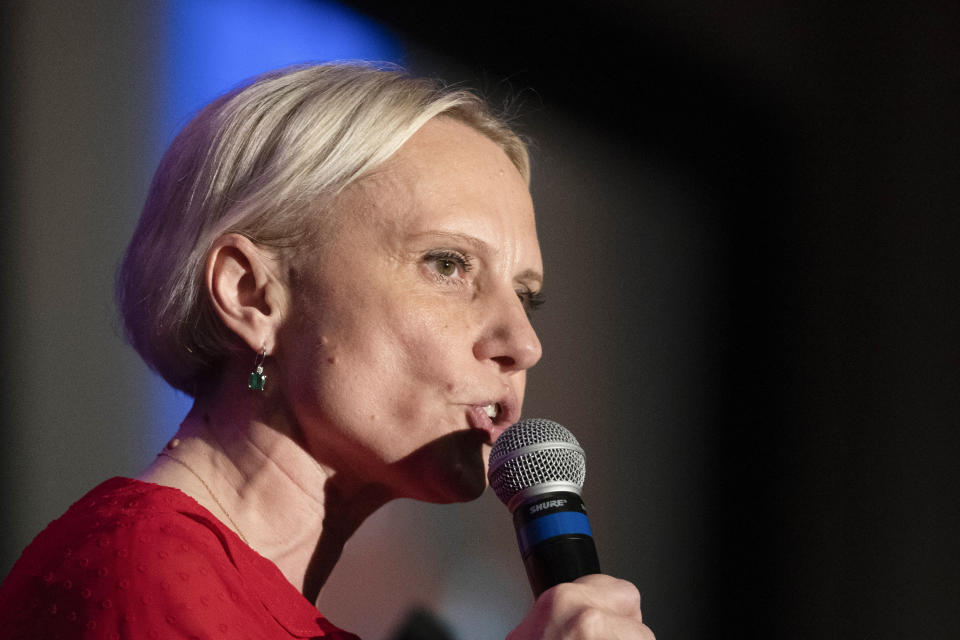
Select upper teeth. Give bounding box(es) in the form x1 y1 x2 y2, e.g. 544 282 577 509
483 403 499 419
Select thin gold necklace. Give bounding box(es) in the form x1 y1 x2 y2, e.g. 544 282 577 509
158 449 251 546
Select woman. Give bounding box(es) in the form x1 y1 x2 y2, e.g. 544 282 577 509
0 63 653 639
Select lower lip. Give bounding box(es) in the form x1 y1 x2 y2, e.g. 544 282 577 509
466 405 506 444
484 420 508 445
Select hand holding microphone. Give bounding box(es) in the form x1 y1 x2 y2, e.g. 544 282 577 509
490 419 654 639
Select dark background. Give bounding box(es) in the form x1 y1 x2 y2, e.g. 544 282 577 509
3 2 958 638
351 2 960 636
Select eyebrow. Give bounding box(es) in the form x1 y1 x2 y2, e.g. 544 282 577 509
410 230 489 252
515 268 543 290
408 230 544 288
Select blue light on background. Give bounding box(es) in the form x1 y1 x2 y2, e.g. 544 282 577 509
147 0 402 449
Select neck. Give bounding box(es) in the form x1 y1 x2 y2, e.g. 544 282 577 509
138 381 391 602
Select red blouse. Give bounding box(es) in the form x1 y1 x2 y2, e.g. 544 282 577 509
0 477 359 639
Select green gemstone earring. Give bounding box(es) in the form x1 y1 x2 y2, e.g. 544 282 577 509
248 348 267 391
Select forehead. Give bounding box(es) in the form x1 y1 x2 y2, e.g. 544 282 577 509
337 118 540 257
391 116 522 180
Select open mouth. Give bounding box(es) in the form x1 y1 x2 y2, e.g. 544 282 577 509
467 392 518 445
467 400 513 445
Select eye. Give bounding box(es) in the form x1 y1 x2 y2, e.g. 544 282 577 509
435 258 459 277
424 250 472 282
517 288 545 313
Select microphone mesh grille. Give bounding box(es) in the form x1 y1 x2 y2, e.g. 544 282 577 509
488 418 586 506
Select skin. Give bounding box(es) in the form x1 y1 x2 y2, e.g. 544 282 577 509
139 117 653 639
278 116 543 506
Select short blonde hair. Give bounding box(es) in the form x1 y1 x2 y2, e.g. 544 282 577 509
117 62 530 395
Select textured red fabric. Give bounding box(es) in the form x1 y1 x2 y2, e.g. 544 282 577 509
0 477 360 639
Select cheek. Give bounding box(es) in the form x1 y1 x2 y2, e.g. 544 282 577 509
388 297 476 375
311 300 470 418
280 274 483 436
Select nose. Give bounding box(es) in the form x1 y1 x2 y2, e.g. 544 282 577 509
473 287 543 372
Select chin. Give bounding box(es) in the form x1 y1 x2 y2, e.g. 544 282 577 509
397 430 489 504
430 460 488 504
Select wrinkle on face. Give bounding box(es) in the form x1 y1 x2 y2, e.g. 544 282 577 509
275 117 542 504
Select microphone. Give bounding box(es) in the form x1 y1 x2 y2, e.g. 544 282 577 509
487 418 601 597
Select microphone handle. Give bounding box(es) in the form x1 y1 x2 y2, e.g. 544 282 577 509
513 491 601 597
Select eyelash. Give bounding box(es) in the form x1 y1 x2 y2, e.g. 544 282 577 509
424 249 472 281
517 289 545 314
424 249 544 312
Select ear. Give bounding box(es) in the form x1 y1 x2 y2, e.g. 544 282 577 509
205 233 288 355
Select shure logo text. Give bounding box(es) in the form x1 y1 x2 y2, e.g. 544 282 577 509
530 499 567 514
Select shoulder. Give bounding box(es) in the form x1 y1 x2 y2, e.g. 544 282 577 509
0 478 294 639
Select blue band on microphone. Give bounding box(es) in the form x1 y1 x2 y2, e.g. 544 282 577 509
517 511 593 555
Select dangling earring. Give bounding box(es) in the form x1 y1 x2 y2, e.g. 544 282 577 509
248 348 267 391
